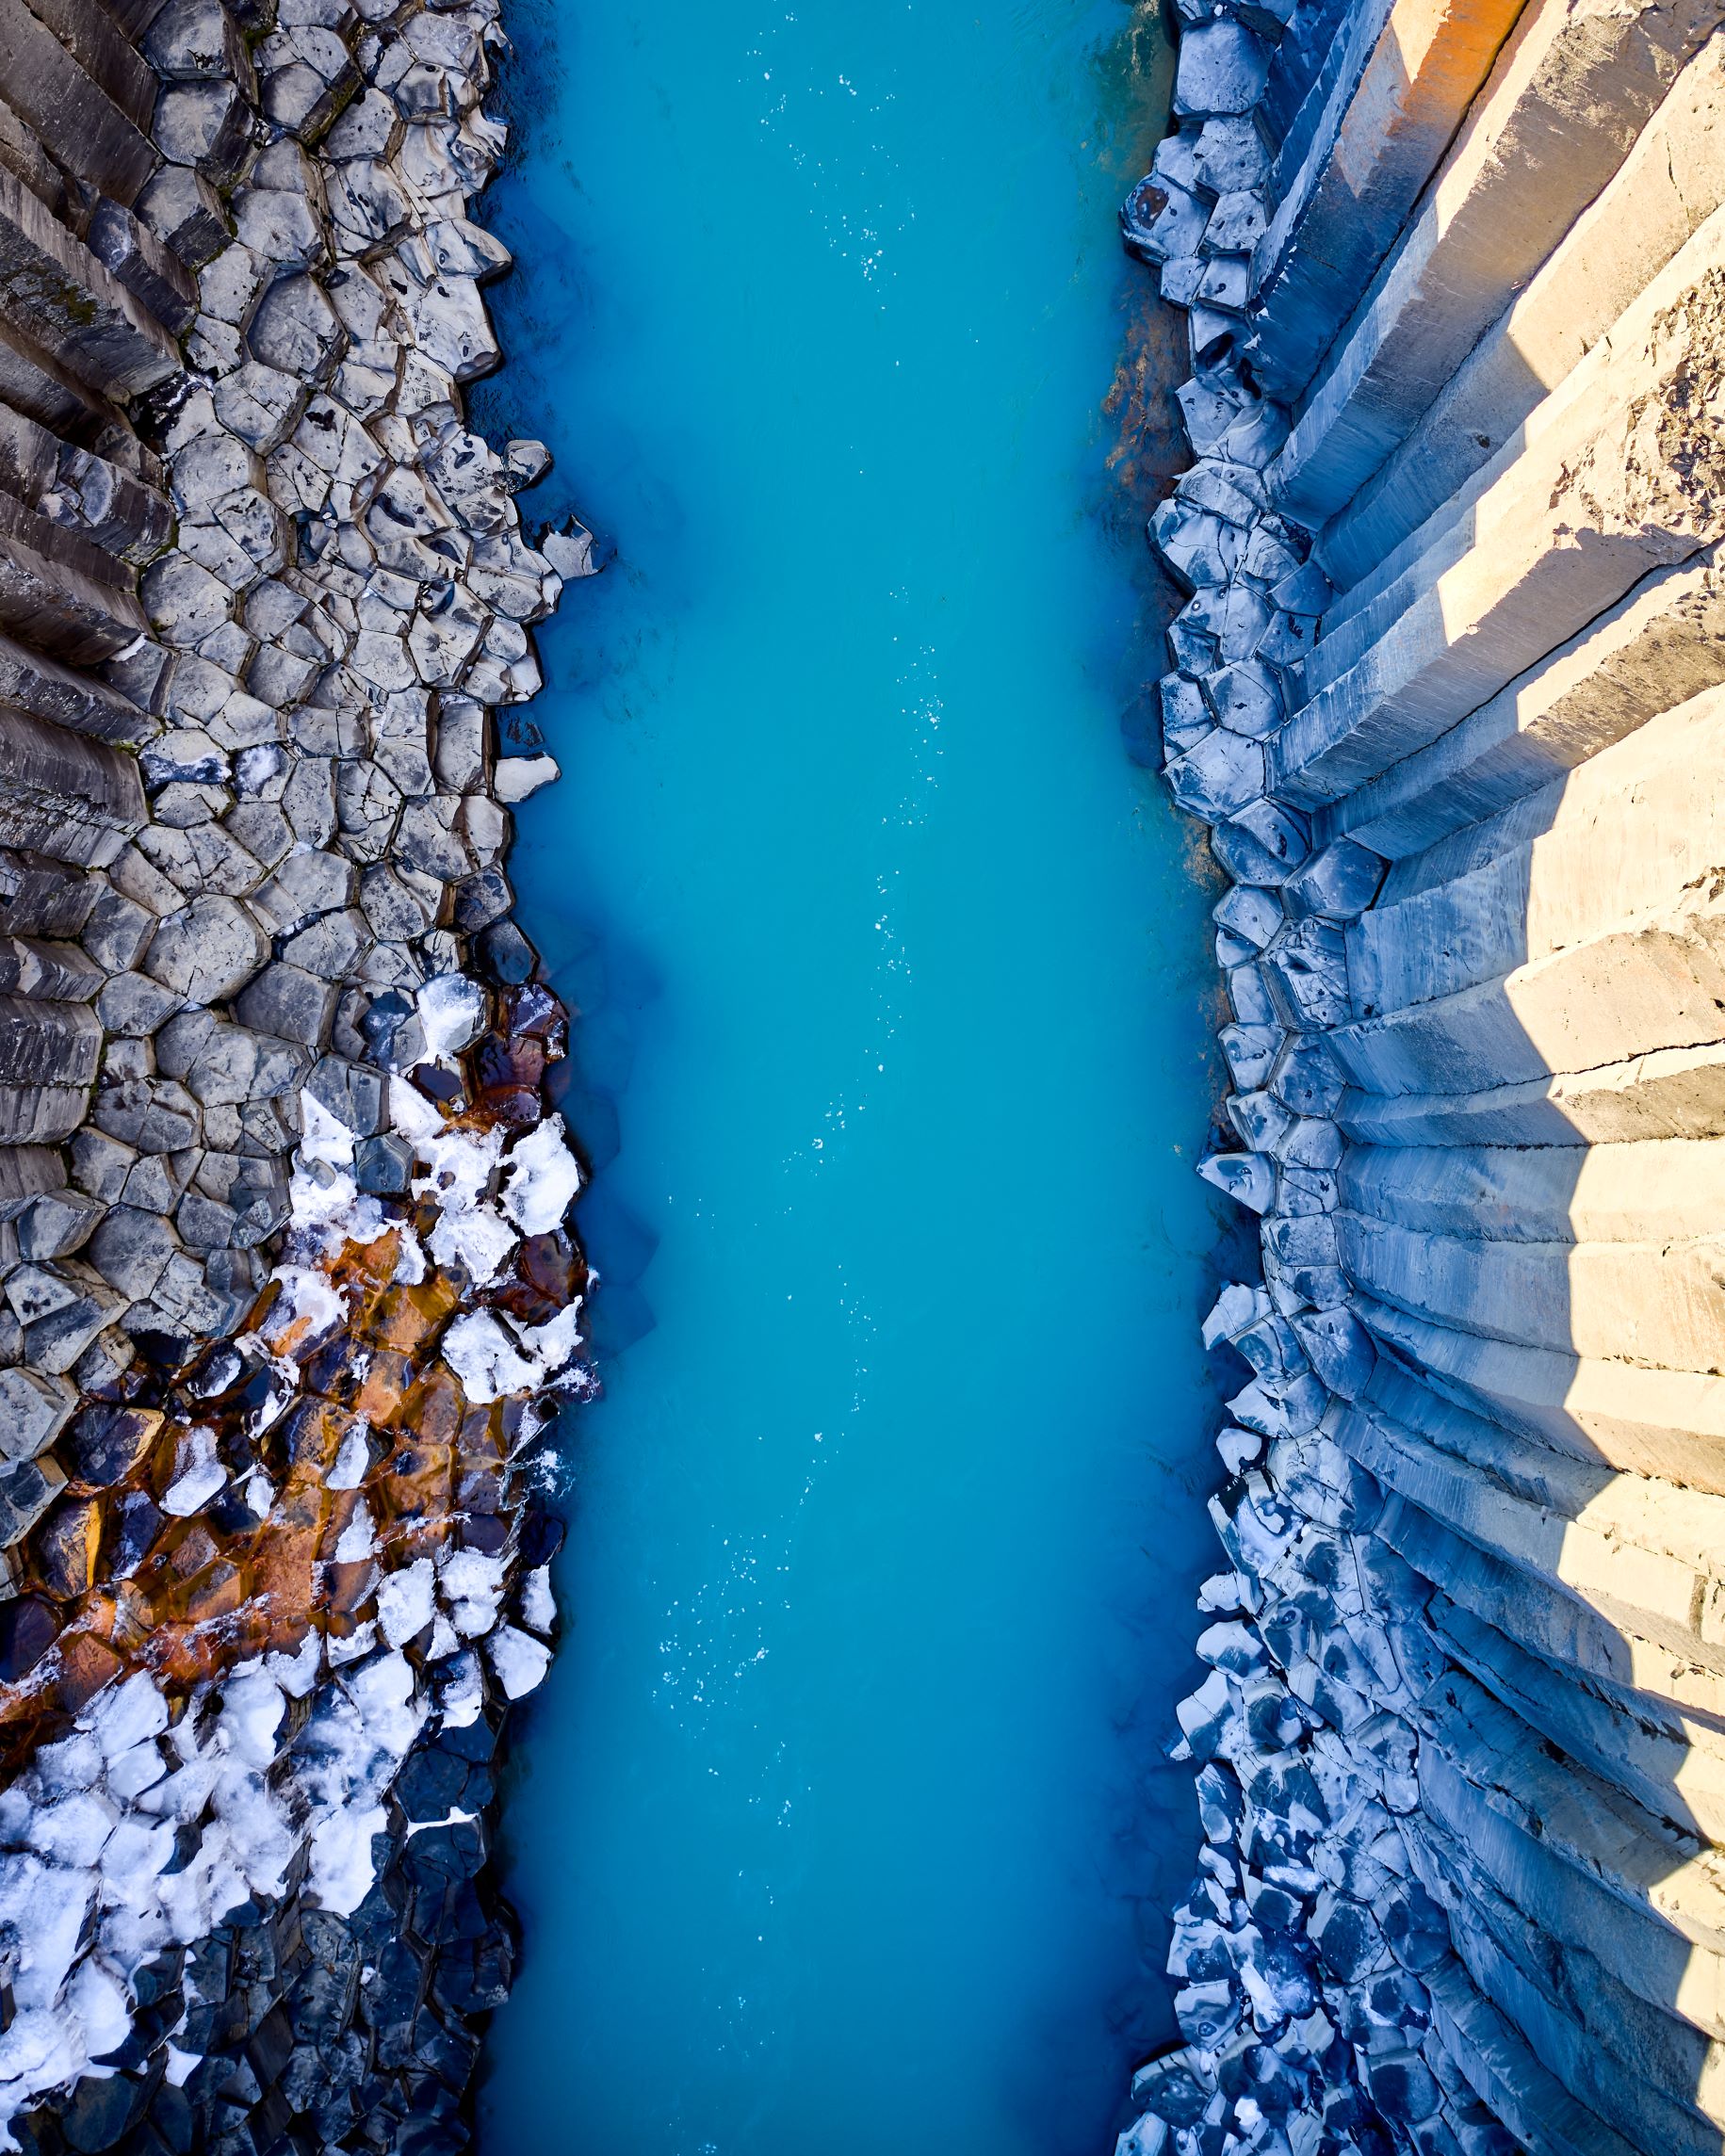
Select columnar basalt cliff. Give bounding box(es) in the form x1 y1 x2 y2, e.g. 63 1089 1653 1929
1117 3 1725 2154
0 0 593 2148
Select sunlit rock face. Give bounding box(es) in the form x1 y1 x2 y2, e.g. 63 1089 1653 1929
0 0 596 2142
1118 1 1725 2152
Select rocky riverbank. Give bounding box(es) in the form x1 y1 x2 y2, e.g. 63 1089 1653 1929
0 0 595 2145
1118 2 1725 2153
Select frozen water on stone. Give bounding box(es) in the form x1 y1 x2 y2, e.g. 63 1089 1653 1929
412 1118 506 1234
162 1428 227 1516
264 1265 347 1347
428 1197 517 1285
494 751 560 802
519 1564 556 1635
334 1501 377 1562
439 1548 505 1638
442 1308 539 1401
219 1671 286 1769
487 1626 551 1699
439 1654 485 1727
440 1296 583 1402
378 1558 437 1645
89 1675 170 1762
308 1803 389 1917
417 970 488 1058
329 1422 371 1489
499 1115 582 1235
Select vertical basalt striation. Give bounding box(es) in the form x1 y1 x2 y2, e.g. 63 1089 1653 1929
0 0 595 2147
1119 0 1725 2153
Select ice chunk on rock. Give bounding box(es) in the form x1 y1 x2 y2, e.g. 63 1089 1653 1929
418 971 488 1060
500 1116 581 1237
378 1558 436 1647
487 1626 550 1699
162 1428 226 1517
494 753 559 803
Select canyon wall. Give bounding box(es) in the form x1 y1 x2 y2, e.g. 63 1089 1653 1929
1117 2 1725 2153
0 0 591 2148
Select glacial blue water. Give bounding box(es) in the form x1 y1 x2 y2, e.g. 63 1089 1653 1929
469 4 1225 2149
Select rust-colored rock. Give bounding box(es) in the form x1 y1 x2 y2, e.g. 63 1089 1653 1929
33 1494 103 1598
351 1348 415 1426
368 1274 461 1356
54 1628 123 1712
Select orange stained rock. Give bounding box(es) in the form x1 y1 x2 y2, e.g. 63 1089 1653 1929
53 1630 123 1714
387 1517 456 1566
323 1559 382 1623
178 1559 249 1628
455 1462 508 1515
0 1707 50 1781
402 1366 464 1448
278 1396 359 1473
252 1521 321 1617
320 1240 405 1342
351 1347 415 1426
366 1273 461 1356
108 1581 155 1654
163 1521 222 1582
33 1497 104 1599
257 1603 315 1659
256 1279 336 1364
375 1447 455 1528
275 1469 332 1534
150 1622 238 1693
331 1230 403 1294
0 1015 587 1791
458 1402 504 1459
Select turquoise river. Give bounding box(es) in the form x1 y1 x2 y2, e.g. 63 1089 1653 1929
470 3 1226 2149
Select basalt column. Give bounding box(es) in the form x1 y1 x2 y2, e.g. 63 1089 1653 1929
1116 3 1725 2153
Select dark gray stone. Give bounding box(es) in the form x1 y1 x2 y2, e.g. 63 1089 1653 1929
235 961 336 1047
305 1053 382 1137
282 905 366 977
144 0 251 79
144 894 267 1002
15 1189 104 1260
98 969 184 1038
252 845 355 934
71 1127 137 1204
177 1191 236 1250
136 161 234 269
353 1130 412 1195
452 867 510 932
476 920 534 984
0 1364 74 1462
90 1205 182 1300
87 199 200 337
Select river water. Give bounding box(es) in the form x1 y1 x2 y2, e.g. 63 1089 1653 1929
469 4 1223 2149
